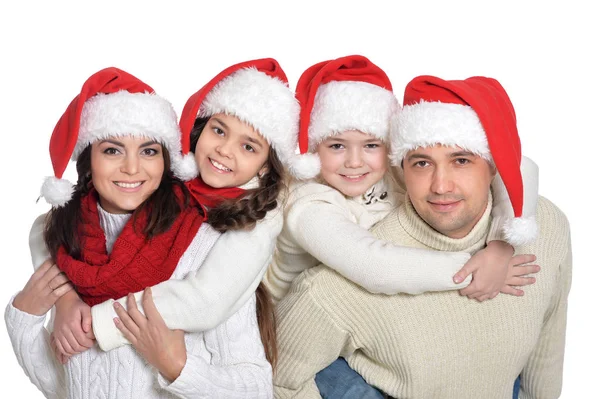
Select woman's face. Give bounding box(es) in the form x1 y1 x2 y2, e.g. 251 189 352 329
90 136 165 214
317 130 388 197
194 113 270 188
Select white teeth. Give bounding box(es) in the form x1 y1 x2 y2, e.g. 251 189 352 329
210 159 232 172
343 174 366 179
114 182 142 188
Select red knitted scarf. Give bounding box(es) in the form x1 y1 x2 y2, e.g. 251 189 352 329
55 185 206 306
185 178 246 209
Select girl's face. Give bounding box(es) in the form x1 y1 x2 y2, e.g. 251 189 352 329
91 136 164 214
317 130 388 197
195 113 269 188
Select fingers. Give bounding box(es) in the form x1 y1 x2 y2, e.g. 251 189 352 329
510 254 536 267
81 304 92 334
52 282 74 299
50 334 68 364
510 264 540 278
40 264 64 287
113 316 136 345
453 260 476 284
60 329 83 355
125 294 147 327
48 272 69 291
506 276 536 287
37 259 55 276
141 288 163 325
53 335 70 358
113 302 140 340
500 285 524 297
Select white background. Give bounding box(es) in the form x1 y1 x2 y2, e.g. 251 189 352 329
0 0 597 396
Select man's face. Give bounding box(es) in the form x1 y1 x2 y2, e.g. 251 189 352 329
402 145 495 238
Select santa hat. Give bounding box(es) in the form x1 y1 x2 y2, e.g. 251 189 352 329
390 75 537 246
290 55 399 179
41 67 181 207
174 58 303 180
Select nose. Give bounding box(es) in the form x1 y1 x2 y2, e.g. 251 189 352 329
431 166 455 194
120 153 140 175
216 139 234 158
344 147 364 168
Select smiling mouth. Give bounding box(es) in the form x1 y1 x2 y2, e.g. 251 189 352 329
340 173 368 181
210 158 232 172
113 181 143 189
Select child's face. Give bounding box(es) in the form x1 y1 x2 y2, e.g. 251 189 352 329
195 113 269 188
316 130 388 197
91 136 164 214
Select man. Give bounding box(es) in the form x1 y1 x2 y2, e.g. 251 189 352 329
274 75 571 398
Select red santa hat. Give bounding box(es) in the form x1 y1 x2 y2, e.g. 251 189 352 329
41 67 181 207
290 55 399 179
390 75 537 246
174 58 303 180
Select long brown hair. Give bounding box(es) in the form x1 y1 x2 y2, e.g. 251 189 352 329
44 142 188 261
190 116 283 368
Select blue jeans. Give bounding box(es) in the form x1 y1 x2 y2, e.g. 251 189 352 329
315 358 385 399
315 357 522 399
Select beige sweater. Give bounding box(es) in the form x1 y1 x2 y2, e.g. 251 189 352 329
274 196 571 399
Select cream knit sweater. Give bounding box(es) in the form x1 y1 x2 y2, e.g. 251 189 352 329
273 195 571 399
7 207 273 398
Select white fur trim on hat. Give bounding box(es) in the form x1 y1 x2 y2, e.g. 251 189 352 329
308 81 397 150
172 152 199 181
41 176 75 207
287 153 321 180
74 90 182 161
503 216 538 247
199 68 300 176
390 101 491 166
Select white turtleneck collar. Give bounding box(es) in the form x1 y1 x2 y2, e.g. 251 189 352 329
97 204 132 254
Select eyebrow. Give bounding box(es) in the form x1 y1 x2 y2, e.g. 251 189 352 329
99 139 159 148
326 137 382 144
212 117 264 149
406 150 477 162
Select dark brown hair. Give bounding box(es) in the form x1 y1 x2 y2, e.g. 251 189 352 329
190 116 284 369
44 141 188 261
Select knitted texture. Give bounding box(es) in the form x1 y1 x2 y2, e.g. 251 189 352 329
274 196 571 398
55 186 204 305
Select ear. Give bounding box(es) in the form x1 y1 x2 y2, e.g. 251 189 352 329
258 163 269 178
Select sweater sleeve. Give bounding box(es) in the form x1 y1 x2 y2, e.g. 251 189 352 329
157 296 273 398
92 208 283 352
286 190 471 295
274 270 353 399
520 233 572 399
29 213 51 271
488 155 539 242
4 296 66 399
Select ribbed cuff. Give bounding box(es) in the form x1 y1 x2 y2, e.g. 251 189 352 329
91 299 129 351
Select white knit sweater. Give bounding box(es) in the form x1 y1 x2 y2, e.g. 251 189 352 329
26 205 282 352
6 206 273 399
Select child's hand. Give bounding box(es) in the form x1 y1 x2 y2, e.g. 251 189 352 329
52 291 95 358
13 259 73 315
113 288 187 382
455 240 515 301
50 332 71 365
500 256 540 297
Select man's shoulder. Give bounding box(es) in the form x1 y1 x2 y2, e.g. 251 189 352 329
536 196 570 233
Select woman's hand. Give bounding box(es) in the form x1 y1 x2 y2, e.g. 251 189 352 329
113 288 187 382
13 259 73 315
